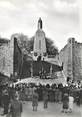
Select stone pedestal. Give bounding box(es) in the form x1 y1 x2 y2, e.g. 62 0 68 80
33 18 47 61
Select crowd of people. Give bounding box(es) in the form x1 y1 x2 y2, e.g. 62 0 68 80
0 81 82 116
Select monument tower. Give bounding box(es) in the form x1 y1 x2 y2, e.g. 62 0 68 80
33 18 47 61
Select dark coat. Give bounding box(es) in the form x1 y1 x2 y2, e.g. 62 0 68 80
32 92 38 106
43 90 48 102
63 93 69 109
10 99 22 117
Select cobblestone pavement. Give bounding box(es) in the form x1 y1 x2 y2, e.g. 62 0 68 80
0 102 82 117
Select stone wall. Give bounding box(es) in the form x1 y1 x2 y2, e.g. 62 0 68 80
0 39 13 77
59 38 82 81
0 36 23 78
74 42 82 80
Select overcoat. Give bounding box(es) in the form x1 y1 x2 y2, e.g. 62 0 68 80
10 99 22 117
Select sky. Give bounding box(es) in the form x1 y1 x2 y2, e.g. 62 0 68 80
0 0 82 50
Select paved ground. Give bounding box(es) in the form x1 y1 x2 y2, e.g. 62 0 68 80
0 102 82 117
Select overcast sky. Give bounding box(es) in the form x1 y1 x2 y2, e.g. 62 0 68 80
0 0 81 50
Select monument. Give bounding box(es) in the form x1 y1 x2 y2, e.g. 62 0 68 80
33 18 47 61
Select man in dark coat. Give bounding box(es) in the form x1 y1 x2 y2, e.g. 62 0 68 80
76 91 81 106
43 88 48 108
10 92 22 117
2 88 10 115
62 93 69 113
32 90 38 111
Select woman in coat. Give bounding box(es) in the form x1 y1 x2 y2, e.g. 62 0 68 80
10 92 22 117
62 93 69 113
32 90 38 111
43 88 48 108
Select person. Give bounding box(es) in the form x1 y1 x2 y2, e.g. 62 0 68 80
43 87 48 108
9 92 22 117
2 88 10 115
0 86 2 107
55 87 59 103
68 93 74 113
76 91 80 107
62 93 69 113
58 89 62 103
32 89 38 111
9 84 15 100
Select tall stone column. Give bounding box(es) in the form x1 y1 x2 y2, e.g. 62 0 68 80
68 38 75 81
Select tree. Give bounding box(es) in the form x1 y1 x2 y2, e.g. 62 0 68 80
45 37 58 55
17 33 29 50
16 33 33 54
27 36 34 52
28 36 58 55
17 34 58 56
18 35 34 53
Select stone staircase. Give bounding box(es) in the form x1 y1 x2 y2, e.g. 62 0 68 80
45 57 66 85
45 57 59 65
56 71 66 85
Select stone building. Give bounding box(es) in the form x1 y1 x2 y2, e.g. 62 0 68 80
59 38 82 81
